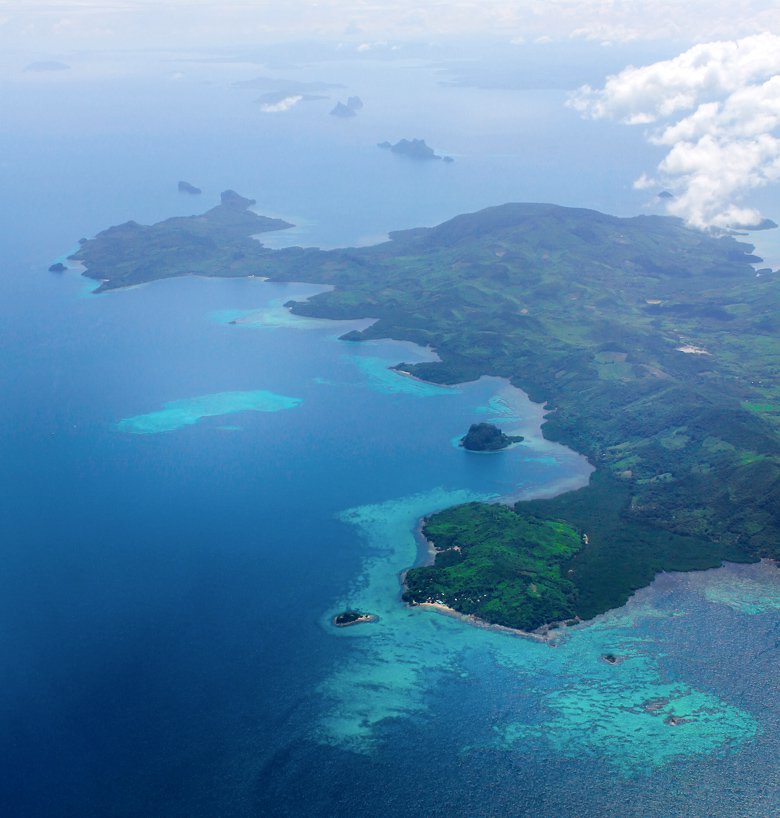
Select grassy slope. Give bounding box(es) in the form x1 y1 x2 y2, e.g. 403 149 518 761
71 195 780 628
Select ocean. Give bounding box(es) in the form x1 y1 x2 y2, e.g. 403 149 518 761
1 46 779 817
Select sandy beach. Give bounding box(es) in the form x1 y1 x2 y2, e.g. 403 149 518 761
413 600 569 643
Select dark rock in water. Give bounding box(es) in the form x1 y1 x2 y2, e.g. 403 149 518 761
381 138 435 160
220 189 256 209
78 237 88 245
48 262 67 273
333 609 378 627
460 422 523 451
335 610 361 624
178 181 202 195
378 138 452 163
331 96 364 118
331 102 356 118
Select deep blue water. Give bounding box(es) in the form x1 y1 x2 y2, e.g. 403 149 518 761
1 51 779 817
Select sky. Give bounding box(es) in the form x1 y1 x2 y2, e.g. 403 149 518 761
3 0 780 231
2 0 780 51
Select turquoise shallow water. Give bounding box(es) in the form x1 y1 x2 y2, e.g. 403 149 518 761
197 278 774 801
117 389 302 434
1 49 779 817
317 482 761 775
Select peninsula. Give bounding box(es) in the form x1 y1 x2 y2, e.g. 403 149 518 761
66 192 780 630
70 190 292 292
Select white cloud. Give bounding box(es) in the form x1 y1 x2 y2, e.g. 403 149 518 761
571 34 780 228
632 174 655 191
259 94 302 113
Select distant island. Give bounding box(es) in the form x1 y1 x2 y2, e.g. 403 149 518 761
378 139 453 163
48 262 67 273
178 181 202 195
65 192 780 632
331 96 363 118
333 609 378 627
460 422 524 451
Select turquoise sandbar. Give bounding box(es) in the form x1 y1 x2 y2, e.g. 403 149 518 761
117 390 302 434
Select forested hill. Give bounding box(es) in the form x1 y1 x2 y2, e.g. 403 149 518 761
71 194 780 630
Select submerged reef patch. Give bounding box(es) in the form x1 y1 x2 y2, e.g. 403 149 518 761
118 390 301 434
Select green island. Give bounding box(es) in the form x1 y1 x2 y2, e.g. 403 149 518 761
460 422 524 451
68 192 780 631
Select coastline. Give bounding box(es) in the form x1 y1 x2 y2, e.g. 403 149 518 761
392 366 456 388
458 438 525 454
414 517 438 564
412 600 574 643
413 559 780 644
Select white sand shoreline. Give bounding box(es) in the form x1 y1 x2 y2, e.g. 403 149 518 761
413 600 573 643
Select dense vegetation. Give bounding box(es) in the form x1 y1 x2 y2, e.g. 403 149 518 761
71 193 780 627
404 503 581 630
333 610 376 626
460 422 523 451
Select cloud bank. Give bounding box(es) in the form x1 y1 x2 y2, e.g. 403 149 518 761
571 34 780 229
